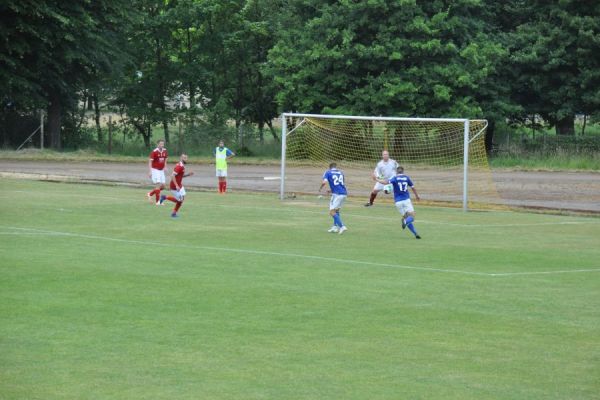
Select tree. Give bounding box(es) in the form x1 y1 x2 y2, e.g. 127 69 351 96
238 0 281 143
0 0 133 148
267 0 506 120
112 0 180 147
508 1 600 135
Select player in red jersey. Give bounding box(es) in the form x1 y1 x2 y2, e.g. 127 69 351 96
147 139 168 205
159 153 194 218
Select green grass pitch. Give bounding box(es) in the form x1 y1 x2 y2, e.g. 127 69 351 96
1 179 599 399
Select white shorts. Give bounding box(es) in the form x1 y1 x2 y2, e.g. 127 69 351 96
373 182 385 191
373 182 394 193
151 168 166 184
216 169 228 177
171 186 186 202
329 194 347 210
395 199 414 216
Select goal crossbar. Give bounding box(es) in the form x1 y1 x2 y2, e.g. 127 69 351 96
282 112 468 124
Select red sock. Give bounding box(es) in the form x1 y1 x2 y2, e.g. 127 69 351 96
174 201 182 212
218 181 225 192
154 189 161 202
148 189 156 196
223 181 227 193
369 192 377 204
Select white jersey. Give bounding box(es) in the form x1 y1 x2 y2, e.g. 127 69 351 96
374 159 399 179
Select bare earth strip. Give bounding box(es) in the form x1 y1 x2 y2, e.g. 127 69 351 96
0 160 598 213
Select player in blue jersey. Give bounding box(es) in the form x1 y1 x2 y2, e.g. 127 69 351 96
377 166 421 239
319 162 348 234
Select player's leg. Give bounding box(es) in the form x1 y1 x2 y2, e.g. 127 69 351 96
161 189 180 205
403 207 420 239
365 183 383 206
148 168 158 202
331 195 347 234
222 170 228 193
329 209 343 227
327 209 339 232
155 183 165 204
217 171 226 193
171 189 185 217
336 208 347 234
172 199 183 217
328 195 342 232
396 201 420 238
149 184 160 203
155 170 166 204
149 170 164 203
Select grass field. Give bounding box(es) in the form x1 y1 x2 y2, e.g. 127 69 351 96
1 179 599 399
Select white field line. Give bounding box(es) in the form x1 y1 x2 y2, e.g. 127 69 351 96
0 232 68 236
489 269 600 277
1 226 487 277
2 226 599 278
2 190 599 228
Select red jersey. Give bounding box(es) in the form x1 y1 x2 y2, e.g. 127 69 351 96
170 162 185 190
149 147 168 170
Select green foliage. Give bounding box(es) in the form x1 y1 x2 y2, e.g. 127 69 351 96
506 0 600 133
267 0 507 118
0 0 134 147
2 0 600 152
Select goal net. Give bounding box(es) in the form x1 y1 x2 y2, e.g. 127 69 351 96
280 113 500 210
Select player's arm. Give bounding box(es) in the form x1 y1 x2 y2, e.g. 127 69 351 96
318 178 332 194
411 186 420 201
318 179 327 192
183 171 194 177
227 149 235 159
372 166 379 181
148 157 153 177
375 178 389 185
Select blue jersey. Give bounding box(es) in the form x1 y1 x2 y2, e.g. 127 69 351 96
322 168 347 195
389 174 414 202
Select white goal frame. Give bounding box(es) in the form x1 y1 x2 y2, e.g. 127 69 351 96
280 113 488 211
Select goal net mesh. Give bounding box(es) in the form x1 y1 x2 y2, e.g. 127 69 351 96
283 116 501 208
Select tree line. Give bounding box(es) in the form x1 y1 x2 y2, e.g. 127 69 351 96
1 0 599 150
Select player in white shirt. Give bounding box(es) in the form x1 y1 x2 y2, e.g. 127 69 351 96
364 150 399 207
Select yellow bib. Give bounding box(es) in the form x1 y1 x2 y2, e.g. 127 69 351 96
216 147 228 170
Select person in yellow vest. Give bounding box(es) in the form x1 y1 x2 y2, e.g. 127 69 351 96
214 139 235 193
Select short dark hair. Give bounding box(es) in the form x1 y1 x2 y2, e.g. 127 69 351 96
329 162 337 169
157 139 165 143
397 166 404 173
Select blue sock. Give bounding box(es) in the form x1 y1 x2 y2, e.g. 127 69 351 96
407 222 418 236
332 214 340 227
333 212 343 227
405 216 414 225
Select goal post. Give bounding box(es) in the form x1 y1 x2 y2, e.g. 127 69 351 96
280 113 493 210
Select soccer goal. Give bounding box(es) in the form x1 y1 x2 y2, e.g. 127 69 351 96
280 113 498 210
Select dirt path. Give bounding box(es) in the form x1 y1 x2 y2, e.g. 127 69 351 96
0 160 598 212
